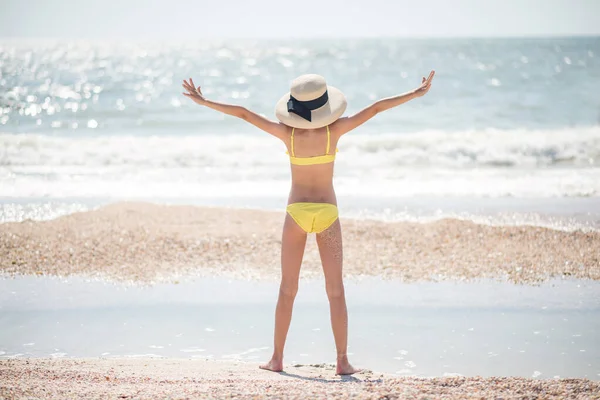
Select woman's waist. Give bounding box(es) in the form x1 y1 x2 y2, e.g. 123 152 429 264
288 184 337 205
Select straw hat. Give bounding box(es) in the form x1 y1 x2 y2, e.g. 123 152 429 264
275 74 347 129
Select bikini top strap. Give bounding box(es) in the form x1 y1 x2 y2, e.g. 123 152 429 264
326 125 331 155
290 127 295 157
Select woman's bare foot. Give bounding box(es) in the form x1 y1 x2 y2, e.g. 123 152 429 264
336 356 361 375
259 358 283 372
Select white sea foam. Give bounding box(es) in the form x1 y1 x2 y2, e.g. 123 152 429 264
1 127 599 199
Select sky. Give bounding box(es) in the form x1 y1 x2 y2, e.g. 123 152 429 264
1 0 599 39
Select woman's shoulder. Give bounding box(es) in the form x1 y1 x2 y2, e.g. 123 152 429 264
329 119 348 137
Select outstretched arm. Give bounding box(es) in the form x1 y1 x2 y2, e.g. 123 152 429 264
182 78 289 140
332 70 435 136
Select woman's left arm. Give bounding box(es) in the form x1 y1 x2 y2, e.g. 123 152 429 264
182 78 289 140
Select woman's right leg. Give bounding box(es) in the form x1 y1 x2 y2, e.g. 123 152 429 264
260 213 307 372
316 219 359 375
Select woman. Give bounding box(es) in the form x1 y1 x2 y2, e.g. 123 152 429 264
182 71 435 375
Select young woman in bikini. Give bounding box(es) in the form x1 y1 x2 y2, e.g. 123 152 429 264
182 71 435 375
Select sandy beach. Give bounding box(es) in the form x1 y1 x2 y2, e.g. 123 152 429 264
1 202 599 284
2 202 600 398
1 358 599 400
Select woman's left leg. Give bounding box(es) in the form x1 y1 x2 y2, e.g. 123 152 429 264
260 213 307 372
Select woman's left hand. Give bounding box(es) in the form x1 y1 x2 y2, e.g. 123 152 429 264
182 78 206 105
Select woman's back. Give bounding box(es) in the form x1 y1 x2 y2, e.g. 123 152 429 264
286 126 339 203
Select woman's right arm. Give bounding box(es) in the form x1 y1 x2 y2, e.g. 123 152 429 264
332 70 435 136
182 78 289 141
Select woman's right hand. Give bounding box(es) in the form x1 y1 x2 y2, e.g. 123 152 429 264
414 70 435 97
182 78 206 105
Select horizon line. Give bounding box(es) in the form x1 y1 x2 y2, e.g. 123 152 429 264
1 33 599 41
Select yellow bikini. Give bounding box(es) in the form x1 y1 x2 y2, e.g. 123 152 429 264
286 126 339 233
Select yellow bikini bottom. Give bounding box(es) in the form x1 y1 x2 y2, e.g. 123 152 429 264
286 202 339 234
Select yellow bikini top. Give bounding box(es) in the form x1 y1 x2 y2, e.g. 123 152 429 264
287 125 338 166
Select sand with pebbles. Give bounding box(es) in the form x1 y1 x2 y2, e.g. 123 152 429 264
1 202 598 283
1 358 599 400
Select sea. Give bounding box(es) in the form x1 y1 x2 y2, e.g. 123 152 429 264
1 36 600 227
1 275 599 379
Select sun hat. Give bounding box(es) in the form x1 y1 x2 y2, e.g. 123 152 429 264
275 74 347 129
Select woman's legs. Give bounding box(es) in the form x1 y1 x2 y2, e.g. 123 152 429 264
316 219 359 375
260 213 307 372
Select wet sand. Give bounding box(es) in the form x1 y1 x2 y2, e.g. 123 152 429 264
1 358 599 400
1 202 598 283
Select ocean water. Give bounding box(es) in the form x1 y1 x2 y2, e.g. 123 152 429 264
1 275 599 379
1 37 600 224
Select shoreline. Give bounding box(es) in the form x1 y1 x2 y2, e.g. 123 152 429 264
1 358 599 399
1 202 599 284
2 196 600 232
1 201 599 284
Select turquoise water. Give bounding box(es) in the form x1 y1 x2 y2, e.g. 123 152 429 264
1 276 599 379
2 38 600 132
1 37 600 204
